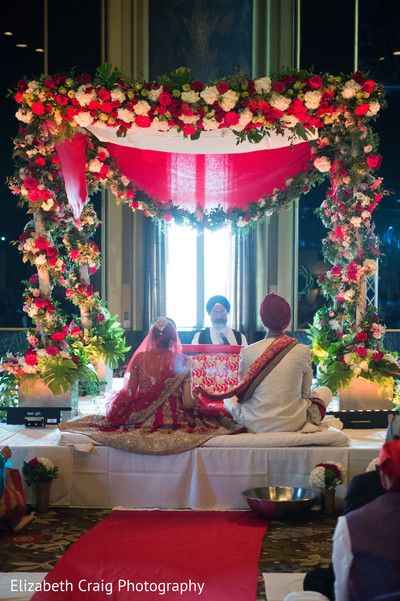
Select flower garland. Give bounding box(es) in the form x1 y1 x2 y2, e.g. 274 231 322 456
1 65 399 397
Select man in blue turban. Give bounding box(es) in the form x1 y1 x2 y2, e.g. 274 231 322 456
191 295 247 345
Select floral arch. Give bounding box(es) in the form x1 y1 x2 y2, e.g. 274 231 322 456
1 65 400 400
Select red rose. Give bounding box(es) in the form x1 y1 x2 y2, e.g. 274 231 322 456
182 124 197 136
362 80 376 94
35 157 46 167
372 351 384 362
25 352 38 366
51 332 66 341
31 102 45 116
130 201 139 209
158 93 172 106
354 103 370 115
273 81 286 93
29 274 39 285
46 247 57 258
98 89 111 102
135 115 151 128
101 101 113 113
355 331 368 342
125 189 135 200
330 265 342 275
96 313 105 322
89 267 97 274
216 82 229 94
78 73 93 84
308 75 323 89
224 111 240 126
35 236 49 251
17 79 29 92
28 457 39 466
367 155 382 170
352 71 365 85
56 95 69 106
163 213 173 221
14 91 24 103
356 346 368 358
45 345 60 356
191 81 204 91
97 150 108 161
338 355 345 363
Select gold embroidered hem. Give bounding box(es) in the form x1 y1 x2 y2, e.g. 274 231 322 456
59 415 243 455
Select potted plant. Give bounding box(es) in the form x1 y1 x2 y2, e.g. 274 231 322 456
22 456 58 512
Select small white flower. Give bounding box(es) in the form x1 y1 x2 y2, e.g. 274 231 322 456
75 111 93 128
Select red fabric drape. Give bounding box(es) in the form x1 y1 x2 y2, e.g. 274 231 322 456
107 141 312 210
55 133 88 218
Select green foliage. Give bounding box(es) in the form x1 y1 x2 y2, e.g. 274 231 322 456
0 373 18 421
158 66 194 87
95 63 124 87
75 309 130 369
42 358 97 395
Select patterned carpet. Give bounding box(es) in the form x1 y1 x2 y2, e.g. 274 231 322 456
0 507 337 600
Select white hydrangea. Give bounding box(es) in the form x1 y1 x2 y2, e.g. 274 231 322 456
341 80 361 99
304 90 322 110
350 216 362 228
181 90 200 104
269 93 291 112
134 100 151 115
16 109 33 124
219 90 239 112
75 112 93 128
200 85 219 105
309 466 326 489
254 77 271 94
110 88 126 103
117 108 135 123
231 109 253 132
147 87 162 102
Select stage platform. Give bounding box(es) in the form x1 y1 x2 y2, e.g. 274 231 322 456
0 386 387 511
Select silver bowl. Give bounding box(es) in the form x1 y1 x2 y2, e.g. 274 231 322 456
243 486 320 519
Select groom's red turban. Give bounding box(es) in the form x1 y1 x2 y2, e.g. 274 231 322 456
260 293 291 331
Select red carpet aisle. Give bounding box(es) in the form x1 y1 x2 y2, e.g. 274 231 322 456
31 510 268 600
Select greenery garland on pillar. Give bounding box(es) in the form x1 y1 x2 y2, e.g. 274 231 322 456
0 65 399 403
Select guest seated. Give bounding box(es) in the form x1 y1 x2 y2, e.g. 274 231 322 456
284 440 400 601
196 293 331 433
0 446 35 533
191 295 247 345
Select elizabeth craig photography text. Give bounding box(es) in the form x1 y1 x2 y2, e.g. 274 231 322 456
10 578 206 596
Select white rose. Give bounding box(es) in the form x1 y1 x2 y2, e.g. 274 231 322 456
16 109 33 124
200 86 218 105
27 81 40 92
254 77 271 94
220 90 239 112
202 118 220 131
361 211 371 220
341 80 361 99
350 216 362 228
34 255 47 266
75 112 93 128
75 86 96 106
360 360 369 372
117 108 135 123
134 100 151 115
180 114 200 124
281 115 299 128
110 88 126 103
181 90 200 103
41 198 54 212
304 90 322 110
313 156 331 172
343 289 355 301
147 88 162 102
88 159 102 173
120 176 130 187
363 259 376 275
367 101 380 116
151 117 170 131
269 93 291 112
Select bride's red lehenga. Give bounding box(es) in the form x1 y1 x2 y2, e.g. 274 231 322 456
59 319 242 455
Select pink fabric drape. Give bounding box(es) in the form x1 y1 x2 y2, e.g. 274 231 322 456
55 133 88 218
